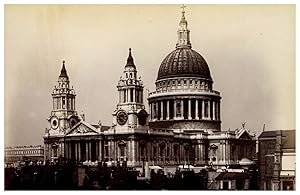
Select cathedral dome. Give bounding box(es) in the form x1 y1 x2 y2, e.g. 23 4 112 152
157 48 211 80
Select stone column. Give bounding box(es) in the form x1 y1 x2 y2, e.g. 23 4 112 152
166 100 170 120
225 141 230 163
208 100 211 120
95 140 98 161
156 102 159 120
132 140 136 163
201 143 204 163
149 103 152 120
212 101 216 120
223 142 226 163
180 99 184 119
86 142 89 161
129 89 131 102
195 99 199 120
89 142 92 161
73 98 75 110
77 142 81 161
173 100 176 119
108 141 111 161
188 99 192 119
218 102 221 120
202 100 205 119
195 144 198 163
133 88 135 102
75 142 78 161
98 140 102 161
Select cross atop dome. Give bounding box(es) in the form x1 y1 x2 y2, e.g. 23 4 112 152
181 4 186 19
177 5 191 49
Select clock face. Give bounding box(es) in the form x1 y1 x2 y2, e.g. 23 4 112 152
50 116 59 129
70 117 78 128
117 111 128 125
138 109 148 126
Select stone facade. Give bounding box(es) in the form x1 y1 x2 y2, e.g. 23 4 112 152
258 130 295 190
5 145 44 163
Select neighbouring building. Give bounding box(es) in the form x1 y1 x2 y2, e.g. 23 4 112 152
43 6 257 188
4 145 44 164
258 130 296 190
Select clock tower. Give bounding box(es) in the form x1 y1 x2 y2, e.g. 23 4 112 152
44 61 80 161
47 60 79 135
112 48 148 132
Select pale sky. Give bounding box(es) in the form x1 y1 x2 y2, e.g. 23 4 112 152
4 4 295 146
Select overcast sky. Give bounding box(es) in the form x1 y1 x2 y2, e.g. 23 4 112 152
4 4 295 146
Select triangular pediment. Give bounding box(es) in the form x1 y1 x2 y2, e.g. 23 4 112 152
236 129 254 140
66 121 99 136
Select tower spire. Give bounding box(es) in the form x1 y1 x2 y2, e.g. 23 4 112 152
59 60 69 78
176 5 191 49
125 48 135 68
181 4 186 19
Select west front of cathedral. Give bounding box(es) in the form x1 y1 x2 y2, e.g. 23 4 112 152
44 8 256 172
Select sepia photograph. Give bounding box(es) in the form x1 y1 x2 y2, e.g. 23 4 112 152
4 3 296 190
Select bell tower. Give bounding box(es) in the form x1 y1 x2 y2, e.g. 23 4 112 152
47 60 79 136
112 48 148 132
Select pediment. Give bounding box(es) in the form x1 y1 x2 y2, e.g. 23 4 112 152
66 121 99 136
209 144 218 150
236 129 254 140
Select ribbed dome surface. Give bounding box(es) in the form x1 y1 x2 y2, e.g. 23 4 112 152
157 48 212 80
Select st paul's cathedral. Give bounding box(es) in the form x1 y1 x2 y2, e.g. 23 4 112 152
44 8 256 171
